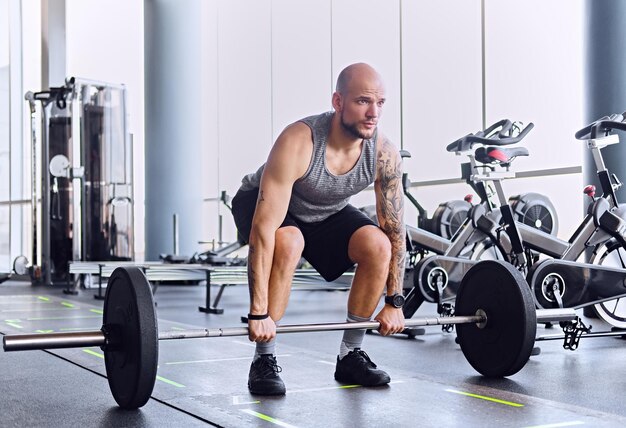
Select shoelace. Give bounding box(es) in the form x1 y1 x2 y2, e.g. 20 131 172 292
257 356 283 376
352 349 377 368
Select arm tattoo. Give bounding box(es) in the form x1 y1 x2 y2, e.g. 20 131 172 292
376 139 406 294
258 190 265 203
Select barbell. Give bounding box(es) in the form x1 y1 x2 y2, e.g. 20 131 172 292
2 260 576 409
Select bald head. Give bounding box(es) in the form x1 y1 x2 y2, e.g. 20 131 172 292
335 63 383 95
331 63 386 141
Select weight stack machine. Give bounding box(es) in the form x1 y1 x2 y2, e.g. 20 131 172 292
17 77 134 286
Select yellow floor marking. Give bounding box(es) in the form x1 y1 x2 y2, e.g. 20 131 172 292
80 350 185 388
90 309 103 315
6 322 22 329
2 307 79 313
60 327 102 332
241 409 298 428
60 302 75 308
83 349 104 359
37 296 50 301
288 384 359 394
156 376 185 388
446 388 524 407
233 396 260 405
27 315 101 321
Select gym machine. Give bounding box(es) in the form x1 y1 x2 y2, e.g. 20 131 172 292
409 114 626 341
401 120 541 318
525 114 626 330
15 78 134 287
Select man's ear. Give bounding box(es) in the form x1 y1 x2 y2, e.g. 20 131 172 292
332 91 342 112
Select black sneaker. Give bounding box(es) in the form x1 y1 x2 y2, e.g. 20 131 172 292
248 354 286 395
334 348 390 386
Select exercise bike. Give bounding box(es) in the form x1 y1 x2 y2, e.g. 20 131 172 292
523 114 626 331
429 114 626 336
402 119 541 319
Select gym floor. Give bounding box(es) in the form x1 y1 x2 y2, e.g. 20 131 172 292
0 277 625 428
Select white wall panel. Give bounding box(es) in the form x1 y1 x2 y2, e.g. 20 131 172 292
399 0 483 223
271 0 332 139
217 0 272 242
401 0 482 181
485 0 584 238
0 0 8 204
200 0 221 248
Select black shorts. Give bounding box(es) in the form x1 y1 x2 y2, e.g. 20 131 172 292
231 188 377 281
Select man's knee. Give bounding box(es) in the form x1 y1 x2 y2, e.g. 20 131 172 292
349 226 392 265
275 226 305 263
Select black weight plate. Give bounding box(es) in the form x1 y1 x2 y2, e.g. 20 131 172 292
103 267 158 409
455 260 536 377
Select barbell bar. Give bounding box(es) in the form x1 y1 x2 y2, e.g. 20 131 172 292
3 308 576 351
4 315 486 352
2 260 577 410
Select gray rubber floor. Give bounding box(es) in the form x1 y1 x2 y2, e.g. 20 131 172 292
0 277 625 427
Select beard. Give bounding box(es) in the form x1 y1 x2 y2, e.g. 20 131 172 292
340 112 375 140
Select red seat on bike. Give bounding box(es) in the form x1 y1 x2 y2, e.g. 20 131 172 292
474 146 529 165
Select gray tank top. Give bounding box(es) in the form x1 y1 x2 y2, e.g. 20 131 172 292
239 111 377 222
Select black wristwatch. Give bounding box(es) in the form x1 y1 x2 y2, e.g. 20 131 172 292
384 293 405 308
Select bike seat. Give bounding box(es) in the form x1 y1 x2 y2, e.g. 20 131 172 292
474 146 529 165
446 120 534 153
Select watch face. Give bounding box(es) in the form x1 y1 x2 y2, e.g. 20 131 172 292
386 294 405 307
393 294 405 307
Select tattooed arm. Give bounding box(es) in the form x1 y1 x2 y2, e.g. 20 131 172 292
374 135 406 297
246 122 312 342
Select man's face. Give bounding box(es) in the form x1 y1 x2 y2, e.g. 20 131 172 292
337 80 386 140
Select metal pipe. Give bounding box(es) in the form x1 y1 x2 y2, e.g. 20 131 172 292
173 213 179 255
41 103 51 286
3 310 577 351
4 330 106 351
3 315 485 351
535 308 578 324
26 94 38 267
157 316 485 340
68 77 127 91
71 84 82 263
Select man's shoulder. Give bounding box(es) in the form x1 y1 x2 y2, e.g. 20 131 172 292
299 110 333 122
274 121 315 159
275 111 332 150
297 111 333 130
281 121 313 141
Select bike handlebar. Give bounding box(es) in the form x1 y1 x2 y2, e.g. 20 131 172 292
446 120 534 153
575 113 626 140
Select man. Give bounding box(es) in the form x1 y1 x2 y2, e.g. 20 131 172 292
231 63 406 395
